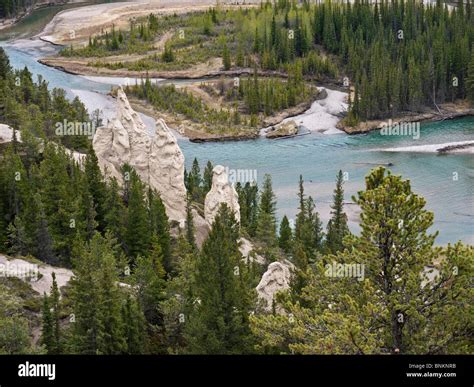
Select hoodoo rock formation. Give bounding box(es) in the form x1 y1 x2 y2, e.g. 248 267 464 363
204 165 241 226
92 87 187 222
256 261 294 312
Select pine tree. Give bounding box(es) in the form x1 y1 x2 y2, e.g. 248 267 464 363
134 240 166 326
306 196 323 256
121 295 146 354
33 194 56 265
203 160 214 195
84 147 107 232
223 41 231 71
41 294 54 354
37 144 76 263
236 40 245 67
104 178 126 246
162 43 175 63
278 215 293 253
467 50 474 101
251 168 473 354
50 273 61 354
236 182 258 236
1 147 28 224
0 47 11 79
80 189 98 242
188 158 202 202
125 169 150 261
256 174 277 246
70 235 103 354
111 31 120 50
185 195 196 249
160 235 196 353
148 189 172 273
294 174 306 242
185 204 255 354
184 168 189 191
326 170 350 254
294 176 322 258
6 216 28 256
271 14 277 48
70 233 126 354
289 241 310 303
97 242 126 354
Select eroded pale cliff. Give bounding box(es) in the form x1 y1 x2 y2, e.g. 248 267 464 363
93 87 187 222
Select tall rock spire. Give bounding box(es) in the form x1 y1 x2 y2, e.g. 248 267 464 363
204 165 240 225
93 87 187 223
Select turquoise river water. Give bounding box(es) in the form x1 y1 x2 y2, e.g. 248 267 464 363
2 42 473 244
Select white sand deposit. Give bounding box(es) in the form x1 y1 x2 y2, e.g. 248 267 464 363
262 87 348 136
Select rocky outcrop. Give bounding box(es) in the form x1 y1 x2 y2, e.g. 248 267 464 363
93 87 187 222
149 119 188 222
204 165 240 225
0 124 21 143
0 254 72 296
239 237 265 264
256 260 294 312
266 120 298 138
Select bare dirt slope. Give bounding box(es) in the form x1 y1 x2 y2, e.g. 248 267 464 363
0 254 73 296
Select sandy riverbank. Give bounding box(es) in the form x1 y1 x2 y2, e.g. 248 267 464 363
38 55 226 78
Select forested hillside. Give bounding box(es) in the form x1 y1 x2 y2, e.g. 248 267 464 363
0 5 473 356
0 48 94 152
1 125 472 354
60 0 474 124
